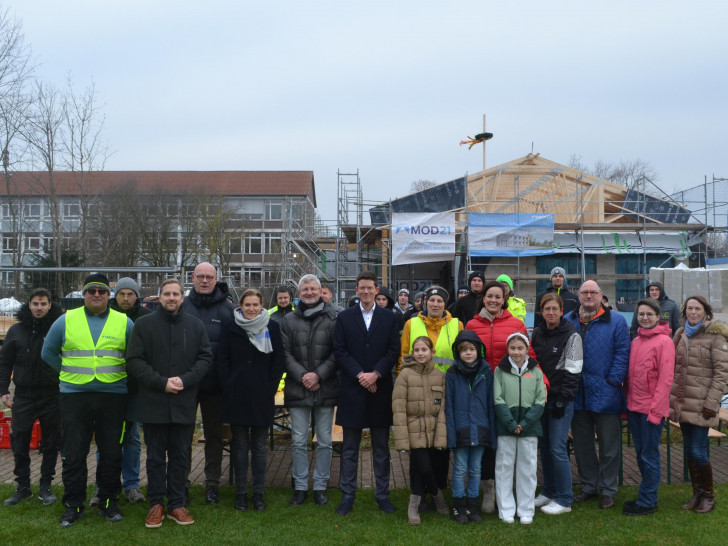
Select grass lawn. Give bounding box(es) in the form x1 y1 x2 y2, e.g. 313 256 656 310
1 483 726 545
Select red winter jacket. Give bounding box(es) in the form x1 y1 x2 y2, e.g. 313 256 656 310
625 321 675 424
465 310 536 371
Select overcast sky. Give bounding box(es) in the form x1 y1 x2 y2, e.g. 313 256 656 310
5 0 727 224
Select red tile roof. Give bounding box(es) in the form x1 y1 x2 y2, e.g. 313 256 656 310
2 171 317 206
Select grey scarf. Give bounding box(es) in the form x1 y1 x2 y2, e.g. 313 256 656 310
234 308 273 354
479 307 503 323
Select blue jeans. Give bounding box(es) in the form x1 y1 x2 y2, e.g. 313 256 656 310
452 446 485 498
122 421 142 491
539 400 574 507
290 406 334 491
681 422 709 466
628 411 663 508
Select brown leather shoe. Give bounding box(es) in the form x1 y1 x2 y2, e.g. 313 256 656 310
145 504 164 528
599 496 615 509
574 491 598 503
166 507 195 525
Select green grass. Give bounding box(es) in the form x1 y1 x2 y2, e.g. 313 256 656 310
1 484 726 545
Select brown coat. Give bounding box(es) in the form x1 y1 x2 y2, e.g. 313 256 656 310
670 320 728 428
392 356 447 451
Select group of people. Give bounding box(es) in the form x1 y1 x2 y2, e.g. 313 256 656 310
1 264 727 530
391 267 728 525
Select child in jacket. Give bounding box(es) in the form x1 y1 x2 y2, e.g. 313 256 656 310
445 330 497 524
392 336 449 525
494 332 546 525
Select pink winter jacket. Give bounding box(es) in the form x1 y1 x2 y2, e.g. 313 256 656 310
624 322 675 424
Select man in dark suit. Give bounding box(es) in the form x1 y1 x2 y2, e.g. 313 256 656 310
333 270 400 516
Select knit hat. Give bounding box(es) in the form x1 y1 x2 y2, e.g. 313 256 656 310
458 287 469 295
506 331 530 348
398 288 409 296
82 273 110 294
414 291 425 302
550 266 566 280
115 277 140 298
348 295 361 308
424 286 449 304
496 274 513 292
468 270 485 290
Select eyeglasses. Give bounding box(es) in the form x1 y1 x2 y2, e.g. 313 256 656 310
86 288 109 296
195 275 215 281
579 291 600 296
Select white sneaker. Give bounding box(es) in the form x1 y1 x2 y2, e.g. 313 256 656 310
501 516 515 524
534 494 553 508
520 516 533 525
541 500 572 515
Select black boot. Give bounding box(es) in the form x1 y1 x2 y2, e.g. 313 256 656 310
466 497 482 523
452 497 469 524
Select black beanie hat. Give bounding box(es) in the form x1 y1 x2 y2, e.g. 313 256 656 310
82 273 111 294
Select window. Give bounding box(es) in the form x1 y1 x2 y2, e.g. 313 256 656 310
265 200 282 221
63 201 81 218
26 236 42 251
229 237 243 254
243 267 262 288
246 233 261 254
2 235 16 252
24 201 41 217
264 233 282 255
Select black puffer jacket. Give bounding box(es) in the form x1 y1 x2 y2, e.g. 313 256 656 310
530 317 583 404
181 282 236 394
0 302 64 397
281 301 339 407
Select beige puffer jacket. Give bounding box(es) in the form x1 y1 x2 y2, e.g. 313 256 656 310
670 320 728 427
392 356 447 450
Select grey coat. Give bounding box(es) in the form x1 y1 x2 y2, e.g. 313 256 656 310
281 302 339 407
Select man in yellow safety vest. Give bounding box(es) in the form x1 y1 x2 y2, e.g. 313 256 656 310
42 273 134 528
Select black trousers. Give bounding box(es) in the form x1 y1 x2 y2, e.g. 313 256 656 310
186 392 223 487
410 448 439 496
231 425 268 497
59 392 127 509
340 427 390 501
480 446 495 480
144 423 195 510
10 393 60 489
431 448 451 490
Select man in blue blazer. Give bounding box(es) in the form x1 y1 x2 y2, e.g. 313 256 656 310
333 271 400 515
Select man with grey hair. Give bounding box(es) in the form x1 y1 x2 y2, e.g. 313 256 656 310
564 280 629 510
281 274 339 507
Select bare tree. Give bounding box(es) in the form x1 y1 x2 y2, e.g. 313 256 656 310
62 77 110 262
0 8 35 293
568 154 657 190
410 179 437 193
21 81 67 297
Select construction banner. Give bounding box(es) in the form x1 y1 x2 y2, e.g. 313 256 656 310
469 213 555 256
391 212 456 265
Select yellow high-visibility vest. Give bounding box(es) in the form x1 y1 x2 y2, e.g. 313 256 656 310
60 308 127 384
409 316 460 372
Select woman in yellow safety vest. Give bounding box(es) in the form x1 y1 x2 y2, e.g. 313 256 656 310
399 286 464 375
